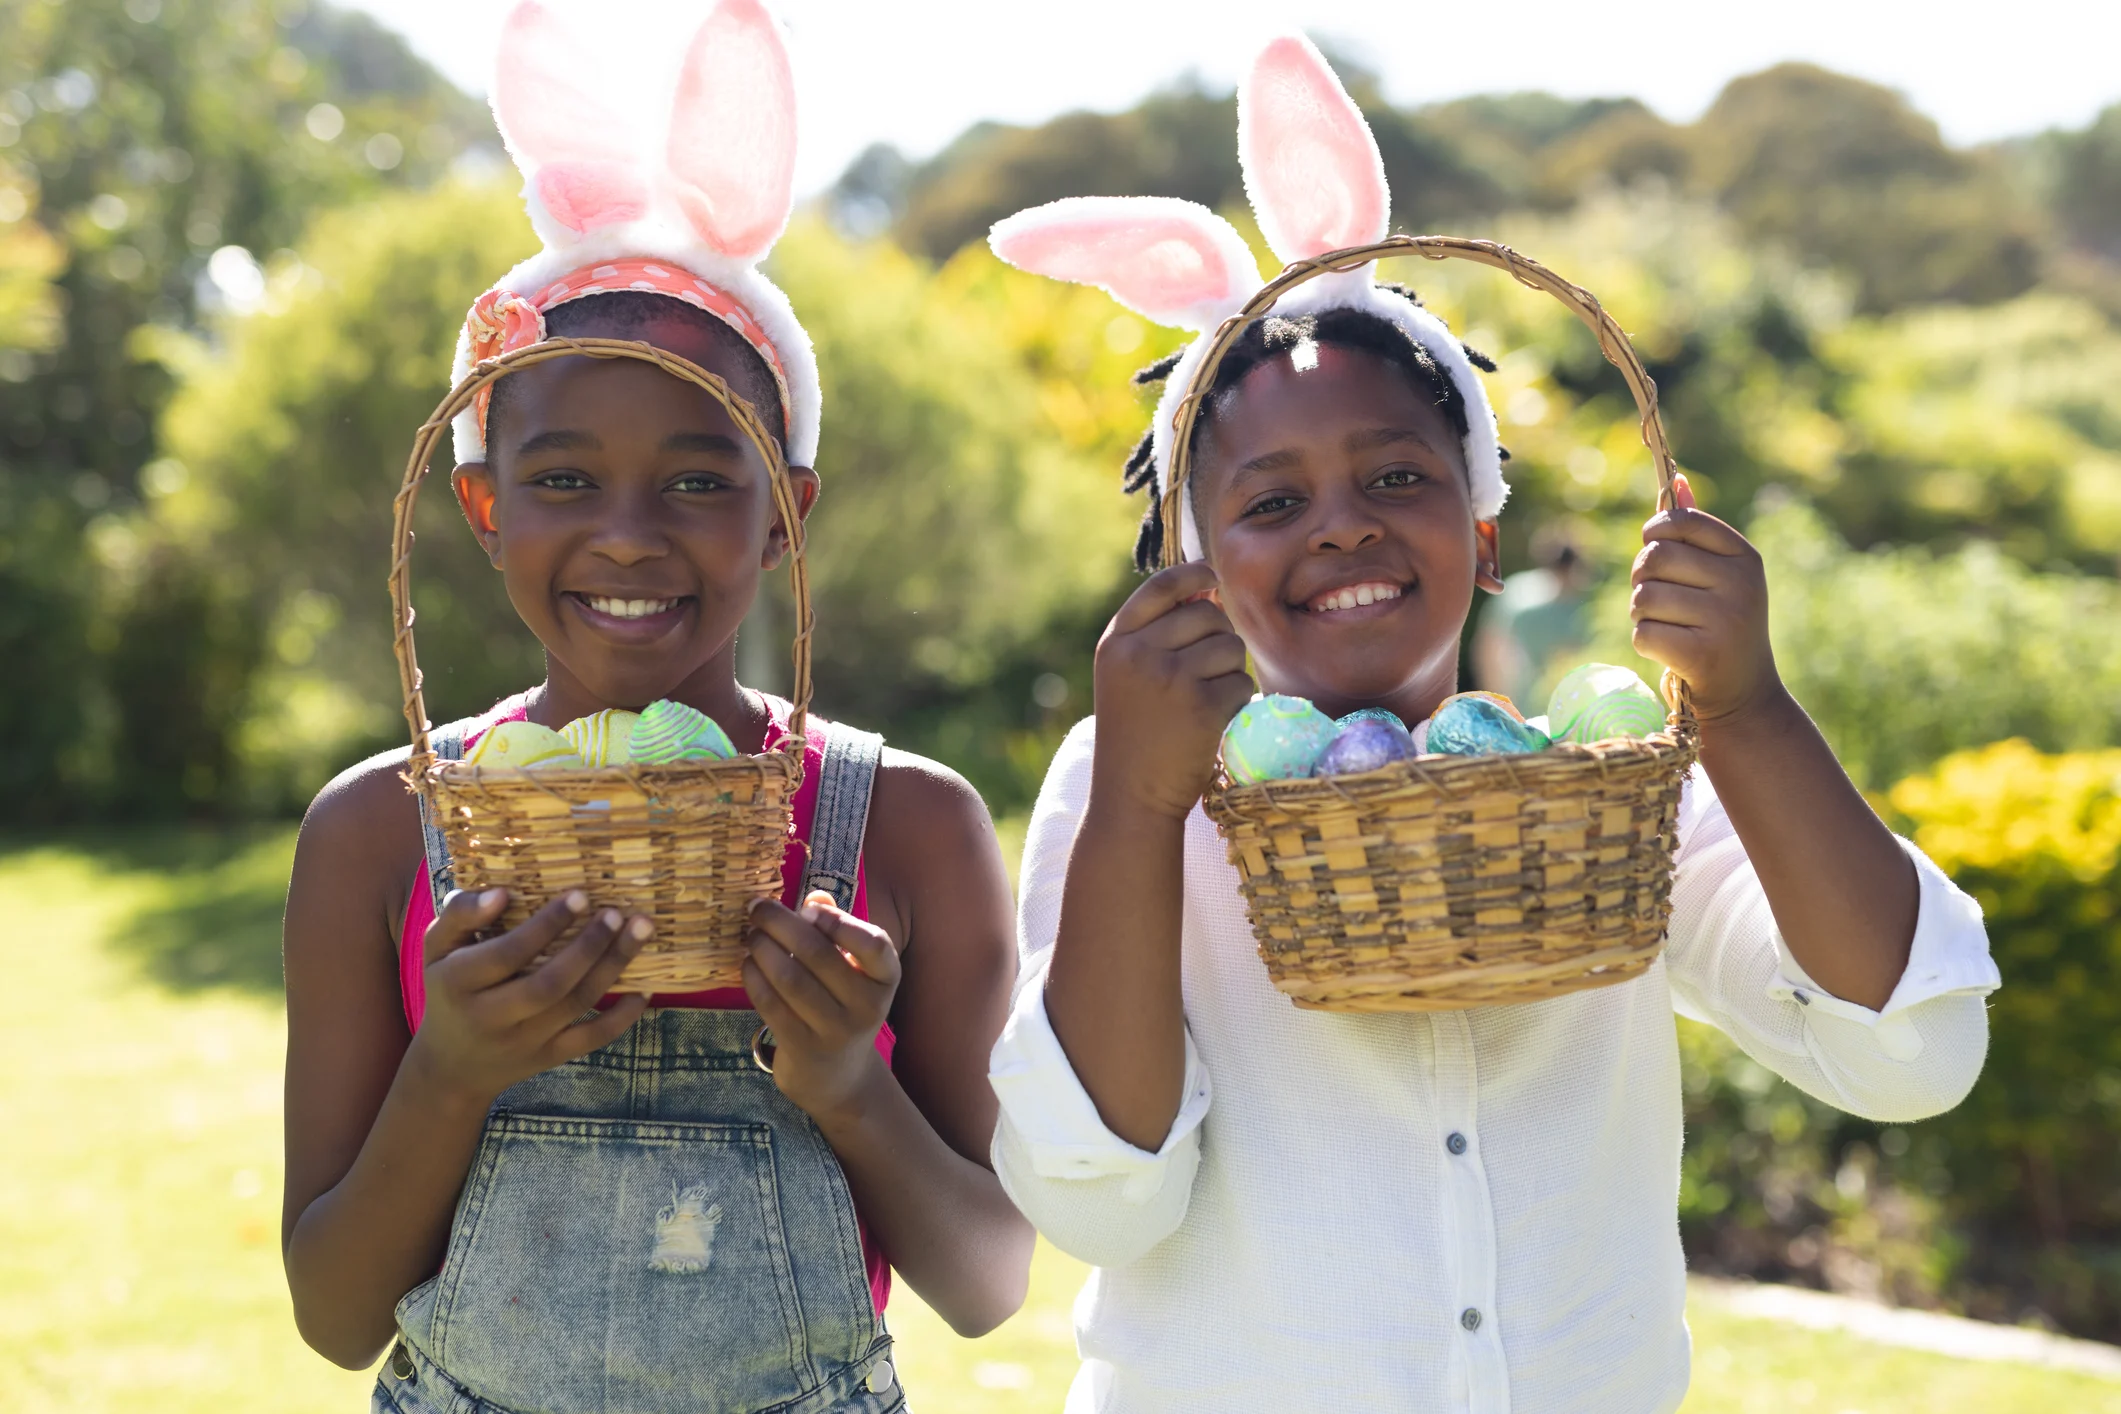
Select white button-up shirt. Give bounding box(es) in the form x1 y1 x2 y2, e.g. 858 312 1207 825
990 718 1999 1414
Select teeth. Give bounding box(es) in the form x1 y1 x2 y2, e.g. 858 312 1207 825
587 596 678 620
1312 582 1401 613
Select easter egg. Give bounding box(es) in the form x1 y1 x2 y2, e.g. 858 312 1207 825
1337 707 1409 734
1439 689 1524 722
1222 694 1338 785
560 708 640 766
1426 695 1553 757
1547 663 1667 744
1313 716 1416 777
630 699 736 765
464 720 583 770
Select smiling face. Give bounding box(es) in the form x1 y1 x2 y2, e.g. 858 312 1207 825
451 308 815 726
1193 340 1502 721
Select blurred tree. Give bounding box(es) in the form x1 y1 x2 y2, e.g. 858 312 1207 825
148 179 539 814
2025 102 2121 264
860 77 1502 262
0 0 487 818
1689 64 2042 312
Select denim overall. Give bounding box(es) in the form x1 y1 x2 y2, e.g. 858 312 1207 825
376 716 904 1414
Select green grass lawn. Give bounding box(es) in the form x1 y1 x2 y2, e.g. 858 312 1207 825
3 830 2115 1413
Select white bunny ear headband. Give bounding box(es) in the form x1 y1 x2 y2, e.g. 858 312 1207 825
988 35 1507 563
449 0 820 469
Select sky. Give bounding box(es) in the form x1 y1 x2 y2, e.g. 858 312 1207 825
344 0 2121 197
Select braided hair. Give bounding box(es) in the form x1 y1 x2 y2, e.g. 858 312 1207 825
1122 284 1501 572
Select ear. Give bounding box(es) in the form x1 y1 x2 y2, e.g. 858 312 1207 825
1239 35 1389 264
762 464 820 570
492 0 649 234
453 464 503 567
1474 519 1505 594
989 197 1260 331
663 0 797 263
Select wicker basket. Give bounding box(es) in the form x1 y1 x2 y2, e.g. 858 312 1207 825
389 337 814 992
1162 236 1700 1011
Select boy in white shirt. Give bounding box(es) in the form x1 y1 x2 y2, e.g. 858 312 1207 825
983 36 1998 1414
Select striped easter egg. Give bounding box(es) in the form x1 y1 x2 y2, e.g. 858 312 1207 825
630 699 736 764
559 708 640 766
1547 664 1666 744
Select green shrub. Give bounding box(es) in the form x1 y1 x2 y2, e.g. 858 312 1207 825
1678 740 2121 1338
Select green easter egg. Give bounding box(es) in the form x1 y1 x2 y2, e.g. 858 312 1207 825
1548 664 1664 744
630 699 737 764
560 708 640 766
1222 694 1338 784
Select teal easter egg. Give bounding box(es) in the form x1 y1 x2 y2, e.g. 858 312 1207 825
1547 663 1666 744
1222 694 1338 784
1427 695 1552 756
630 699 736 764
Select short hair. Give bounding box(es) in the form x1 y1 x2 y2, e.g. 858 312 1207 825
1122 285 1501 571
483 291 787 459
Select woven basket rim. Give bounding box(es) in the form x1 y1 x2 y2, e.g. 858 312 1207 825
388 335 814 792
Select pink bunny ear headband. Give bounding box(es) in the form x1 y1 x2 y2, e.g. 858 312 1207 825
988 35 1507 562
450 0 820 469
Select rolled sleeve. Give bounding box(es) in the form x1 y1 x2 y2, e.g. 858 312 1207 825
989 947 1212 1201
1666 768 1998 1121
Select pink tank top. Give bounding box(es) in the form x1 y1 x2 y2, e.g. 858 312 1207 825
399 693 894 1311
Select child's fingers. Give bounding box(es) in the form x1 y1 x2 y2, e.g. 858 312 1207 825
741 954 810 1045
1632 538 1728 592
750 899 879 1015
548 992 649 1064
557 915 654 1016
437 889 589 986
423 887 511 966
1642 505 1751 559
804 898 902 991
1672 470 1698 511
489 906 624 1019
1131 599 1240 653
745 921 852 1035
1629 580 1715 629
1110 562 1220 636
1174 630 1250 683
1631 617 1704 667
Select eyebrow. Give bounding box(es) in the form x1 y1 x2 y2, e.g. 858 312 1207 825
514 428 600 458
511 429 746 459
1226 426 1445 486
663 431 745 457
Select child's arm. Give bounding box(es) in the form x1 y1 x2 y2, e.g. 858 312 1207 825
742 760 1034 1337
1040 562 1255 1151
1631 474 1916 1011
281 760 649 1368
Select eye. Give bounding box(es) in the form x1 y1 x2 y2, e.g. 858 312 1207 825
1242 492 1303 519
668 471 732 495
1372 465 1427 489
531 469 593 492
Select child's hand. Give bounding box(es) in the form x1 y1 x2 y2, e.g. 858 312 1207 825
1092 560 1256 819
1629 472 1782 723
744 892 901 1124
407 888 653 1106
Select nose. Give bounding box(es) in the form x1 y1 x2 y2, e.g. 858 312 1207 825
585 485 671 567
1308 482 1385 555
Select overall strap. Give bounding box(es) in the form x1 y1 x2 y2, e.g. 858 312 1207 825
806 722 884 911
416 720 472 916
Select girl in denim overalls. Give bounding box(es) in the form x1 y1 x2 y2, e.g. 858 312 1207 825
278 6 1032 1410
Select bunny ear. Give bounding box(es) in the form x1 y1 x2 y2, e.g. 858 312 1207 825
989 197 1261 331
491 1 650 234
1239 35 1389 263
663 0 797 263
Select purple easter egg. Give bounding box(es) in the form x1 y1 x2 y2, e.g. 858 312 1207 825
1313 716 1416 777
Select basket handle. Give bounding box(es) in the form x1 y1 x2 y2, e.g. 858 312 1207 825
389 336 814 776
1159 234 1693 723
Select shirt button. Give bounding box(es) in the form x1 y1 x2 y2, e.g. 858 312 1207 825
866 1359 896 1395
1460 1307 1482 1332
1446 1132 1468 1155
1794 990 1811 1006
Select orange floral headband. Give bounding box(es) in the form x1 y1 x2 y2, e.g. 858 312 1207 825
465 257 794 449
